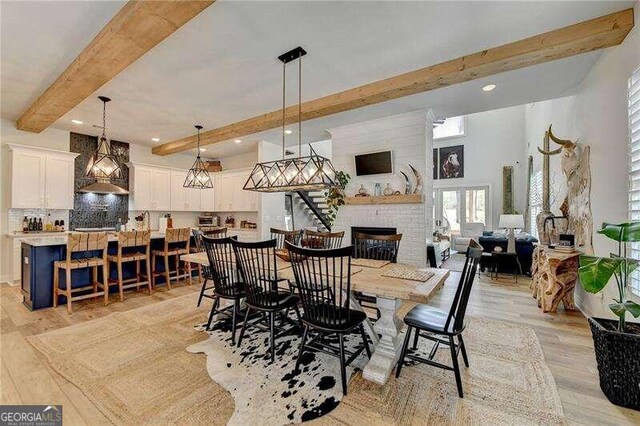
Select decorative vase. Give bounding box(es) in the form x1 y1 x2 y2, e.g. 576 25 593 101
374 182 382 196
358 184 367 196
383 183 393 196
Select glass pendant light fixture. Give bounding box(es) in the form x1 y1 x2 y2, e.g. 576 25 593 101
184 125 213 189
86 96 121 181
243 46 337 192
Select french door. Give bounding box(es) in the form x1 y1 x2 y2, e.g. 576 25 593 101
434 186 490 234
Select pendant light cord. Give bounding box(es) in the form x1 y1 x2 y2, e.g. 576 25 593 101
102 99 107 140
298 51 302 159
196 126 201 158
282 60 286 160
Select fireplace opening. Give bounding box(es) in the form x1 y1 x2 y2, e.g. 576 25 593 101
351 226 397 245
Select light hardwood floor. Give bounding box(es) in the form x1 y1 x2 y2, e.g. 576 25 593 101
1 272 638 425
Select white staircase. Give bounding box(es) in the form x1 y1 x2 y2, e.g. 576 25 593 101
292 191 331 231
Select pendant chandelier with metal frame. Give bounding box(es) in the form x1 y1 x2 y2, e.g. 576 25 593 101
243 46 337 193
183 125 213 189
86 96 121 181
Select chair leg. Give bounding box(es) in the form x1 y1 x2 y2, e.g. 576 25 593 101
295 324 308 373
197 278 208 307
412 328 420 350
458 335 469 368
339 333 348 395
359 323 372 358
146 257 152 294
186 260 192 286
136 259 141 291
230 300 238 345
164 255 171 290
269 311 275 363
53 266 59 308
102 264 109 306
151 253 156 288
92 265 98 301
117 261 124 302
395 326 413 378
449 335 464 398
237 306 252 346
206 297 220 330
65 268 72 314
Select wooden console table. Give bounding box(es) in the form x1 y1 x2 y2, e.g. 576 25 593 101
530 246 580 313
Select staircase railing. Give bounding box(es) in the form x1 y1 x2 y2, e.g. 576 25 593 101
295 190 331 231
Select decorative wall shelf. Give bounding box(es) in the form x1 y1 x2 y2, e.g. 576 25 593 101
344 194 423 205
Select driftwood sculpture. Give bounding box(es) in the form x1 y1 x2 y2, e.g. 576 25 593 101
530 246 579 312
537 125 593 253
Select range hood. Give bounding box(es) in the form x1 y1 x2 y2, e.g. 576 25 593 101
78 179 129 195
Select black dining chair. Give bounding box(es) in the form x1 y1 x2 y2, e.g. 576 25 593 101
201 235 246 344
301 229 344 249
270 228 303 250
286 241 371 395
192 229 215 307
233 239 301 363
352 232 403 317
395 241 482 398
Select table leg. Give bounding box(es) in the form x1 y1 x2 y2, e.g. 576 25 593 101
362 296 403 385
349 292 379 346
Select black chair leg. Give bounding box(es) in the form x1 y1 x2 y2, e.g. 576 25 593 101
449 336 464 397
359 324 371 358
269 311 275 363
293 304 303 328
338 333 348 395
458 335 469 368
395 326 412 378
412 328 420 350
197 278 208 307
237 306 252 347
295 324 308 373
206 297 219 330
230 300 238 345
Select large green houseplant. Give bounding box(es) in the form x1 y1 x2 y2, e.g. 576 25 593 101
325 171 350 227
578 222 640 409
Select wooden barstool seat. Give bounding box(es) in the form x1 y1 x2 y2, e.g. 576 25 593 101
53 232 109 314
151 227 192 290
107 230 152 301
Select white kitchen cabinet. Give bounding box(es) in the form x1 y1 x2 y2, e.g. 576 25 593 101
170 170 188 211
45 154 75 209
212 170 258 212
128 163 154 210
8 144 77 210
152 168 171 210
200 186 215 211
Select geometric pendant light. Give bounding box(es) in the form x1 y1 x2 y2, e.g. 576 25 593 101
86 96 121 181
183 125 213 189
243 46 337 193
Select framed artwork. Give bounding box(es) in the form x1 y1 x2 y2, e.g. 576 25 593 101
439 145 464 179
503 166 514 214
433 148 439 180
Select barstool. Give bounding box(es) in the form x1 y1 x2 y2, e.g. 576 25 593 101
53 232 109 314
107 230 152 301
151 227 192 289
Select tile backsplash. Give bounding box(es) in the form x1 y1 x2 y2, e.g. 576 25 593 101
7 209 69 232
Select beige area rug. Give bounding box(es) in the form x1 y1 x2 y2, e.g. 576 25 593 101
29 294 566 425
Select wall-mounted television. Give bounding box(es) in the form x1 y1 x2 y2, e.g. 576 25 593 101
354 151 393 176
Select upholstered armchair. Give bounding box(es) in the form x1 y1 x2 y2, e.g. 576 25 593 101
452 222 485 252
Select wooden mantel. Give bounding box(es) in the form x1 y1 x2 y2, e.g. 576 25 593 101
344 194 423 205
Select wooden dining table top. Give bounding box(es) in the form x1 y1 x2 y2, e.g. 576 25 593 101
181 252 449 304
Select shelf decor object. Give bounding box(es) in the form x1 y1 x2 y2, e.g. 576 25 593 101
184 125 213 189
79 96 128 195
243 46 337 192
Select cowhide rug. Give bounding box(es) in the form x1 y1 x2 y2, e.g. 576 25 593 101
187 315 368 425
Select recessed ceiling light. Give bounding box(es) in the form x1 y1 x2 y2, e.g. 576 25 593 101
234 139 242 144
151 137 160 142
71 119 83 125
284 129 292 135
482 84 496 92
199 148 207 152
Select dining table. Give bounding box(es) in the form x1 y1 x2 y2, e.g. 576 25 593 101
181 251 449 385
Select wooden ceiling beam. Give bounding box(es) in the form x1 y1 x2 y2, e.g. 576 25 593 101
153 7 634 156
16 0 215 133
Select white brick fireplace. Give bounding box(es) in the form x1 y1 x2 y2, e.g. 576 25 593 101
328 110 434 267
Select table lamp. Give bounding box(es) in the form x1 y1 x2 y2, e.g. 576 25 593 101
499 214 524 253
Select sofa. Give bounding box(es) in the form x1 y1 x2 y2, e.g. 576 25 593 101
478 232 538 276
452 222 485 252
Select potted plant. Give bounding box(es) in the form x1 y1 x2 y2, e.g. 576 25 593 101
578 222 640 409
325 171 350 227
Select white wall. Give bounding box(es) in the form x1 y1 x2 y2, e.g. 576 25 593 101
213 150 257 171
329 110 432 266
524 5 640 318
257 140 287 239
434 105 527 229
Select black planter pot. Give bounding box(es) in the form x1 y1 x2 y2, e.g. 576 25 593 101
588 317 640 410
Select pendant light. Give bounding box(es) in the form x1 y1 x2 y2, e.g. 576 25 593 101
79 96 128 194
184 125 213 189
86 96 121 181
243 46 337 192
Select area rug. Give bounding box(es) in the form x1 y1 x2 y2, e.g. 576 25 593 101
28 293 566 425
187 315 368 424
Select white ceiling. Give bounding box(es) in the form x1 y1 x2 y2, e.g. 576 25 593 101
1 0 635 158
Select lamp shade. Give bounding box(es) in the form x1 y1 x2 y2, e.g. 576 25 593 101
499 214 524 229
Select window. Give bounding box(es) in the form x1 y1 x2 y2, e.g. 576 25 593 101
629 66 640 294
433 116 465 140
435 185 490 234
529 169 543 238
